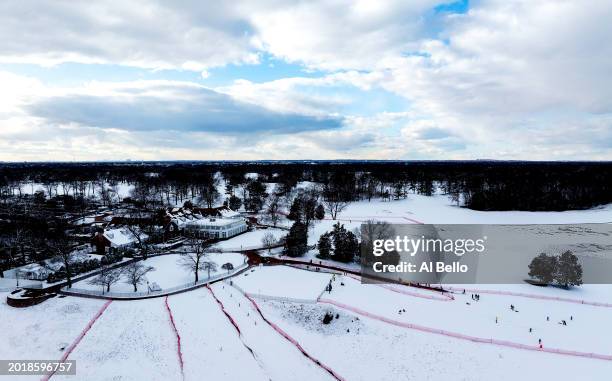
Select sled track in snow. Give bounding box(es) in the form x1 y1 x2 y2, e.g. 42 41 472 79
205 285 265 368
164 296 185 380
318 298 612 362
228 286 346 381
41 300 113 381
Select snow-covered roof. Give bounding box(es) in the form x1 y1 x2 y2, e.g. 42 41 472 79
103 228 147 247
186 217 245 229
219 208 240 218
17 263 51 276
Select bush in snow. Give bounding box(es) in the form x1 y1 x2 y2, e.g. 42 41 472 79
322 312 334 325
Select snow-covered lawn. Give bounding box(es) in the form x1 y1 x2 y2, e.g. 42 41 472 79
53 298 181 381
0 292 106 380
256 297 612 381
70 252 246 293
326 275 612 354
215 228 287 251
234 265 332 301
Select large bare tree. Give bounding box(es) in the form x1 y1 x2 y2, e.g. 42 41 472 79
88 265 122 293
122 261 155 292
178 236 217 284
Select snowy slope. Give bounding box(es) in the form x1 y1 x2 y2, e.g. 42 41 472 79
210 283 335 380
54 298 182 381
166 290 269 381
257 298 612 381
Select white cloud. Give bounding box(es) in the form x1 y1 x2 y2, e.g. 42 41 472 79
0 1 257 70
1 1 611 160
249 0 439 71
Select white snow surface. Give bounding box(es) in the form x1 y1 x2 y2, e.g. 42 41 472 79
233 265 332 301
71 252 246 293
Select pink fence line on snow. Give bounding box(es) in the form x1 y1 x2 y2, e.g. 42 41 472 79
445 286 612 308
344 273 454 301
164 296 185 379
318 298 612 361
206 285 242 335
243 293 346 381
41 300 113 381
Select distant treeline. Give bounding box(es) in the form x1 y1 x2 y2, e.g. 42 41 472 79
0 161 611 211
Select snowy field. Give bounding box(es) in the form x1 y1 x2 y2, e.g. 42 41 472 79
214 227 287 251
327 276 612 353
70 252 246 293
233 265 332 301
256 297 612 381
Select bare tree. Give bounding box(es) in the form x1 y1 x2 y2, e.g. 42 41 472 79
261 232 277 253
5 228 29 265
201 260 218 279
124 209 153 259
122 261 155 292
264 192 282 227
322 183 350 220
360 220 395 243
199 182 220 209
46 237 77 288
322 197 349 220
125 225 150 259
178 236 216 284
88 265 122 293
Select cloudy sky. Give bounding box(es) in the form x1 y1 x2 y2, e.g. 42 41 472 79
0 0 611 161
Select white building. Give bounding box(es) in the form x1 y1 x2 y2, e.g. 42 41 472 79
165 207 248 239
184 217 248 239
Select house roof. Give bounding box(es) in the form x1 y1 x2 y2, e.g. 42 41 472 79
103 228 147 246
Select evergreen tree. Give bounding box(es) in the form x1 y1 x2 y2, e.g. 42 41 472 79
528 253 557 284
555 250 583 288
302 196 317 229
317 232 332 259
228 194 242 211
330 222 358 263
245 179 267 212
288 196 302 221
315 204 325 220
284 221 308 257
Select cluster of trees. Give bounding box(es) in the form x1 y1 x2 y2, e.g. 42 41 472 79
283 187 326 257
47 248 123 284
317 223 359 263
4 160 609 214
88 261 154 293
287 189 325 227
528 250 583 288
